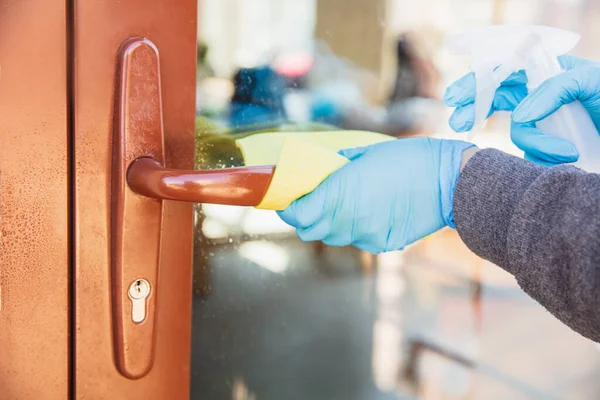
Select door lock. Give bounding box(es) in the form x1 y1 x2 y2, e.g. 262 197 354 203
128 279 150 323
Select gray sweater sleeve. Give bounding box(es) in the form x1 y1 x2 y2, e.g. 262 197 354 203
454 149 600 343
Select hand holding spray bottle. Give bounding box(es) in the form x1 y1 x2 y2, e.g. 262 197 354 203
449 25 600 173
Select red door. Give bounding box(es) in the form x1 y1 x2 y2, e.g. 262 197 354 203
0 1 70 398
72 0 197 398
1 1 197 398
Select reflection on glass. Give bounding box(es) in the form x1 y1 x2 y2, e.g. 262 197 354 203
239 241 290 274
191 1 600 399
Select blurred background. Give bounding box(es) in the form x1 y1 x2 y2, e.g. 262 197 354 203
191 1 600 399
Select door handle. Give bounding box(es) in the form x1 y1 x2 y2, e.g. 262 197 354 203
111 37 275 380
126 158 274 206
112 37 163 380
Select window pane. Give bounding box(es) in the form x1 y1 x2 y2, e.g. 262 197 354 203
191 1 600 398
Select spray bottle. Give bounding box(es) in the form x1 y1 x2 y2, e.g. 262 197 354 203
449 25 600 172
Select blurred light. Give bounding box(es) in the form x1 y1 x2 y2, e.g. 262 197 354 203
372 319 403 392
284 91 312 123
238 241 290 273
202 204 247 225
242 209 295 235
376 251 406 301
377 250 405 269
202 218 230 239
372 250 405 392
232 376 256 400
274 52 314 77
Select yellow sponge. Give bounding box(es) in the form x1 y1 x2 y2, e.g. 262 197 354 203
236 131 393 210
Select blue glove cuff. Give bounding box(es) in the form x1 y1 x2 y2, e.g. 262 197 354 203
439 140 476 229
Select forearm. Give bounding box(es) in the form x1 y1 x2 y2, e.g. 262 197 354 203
454 149 600 342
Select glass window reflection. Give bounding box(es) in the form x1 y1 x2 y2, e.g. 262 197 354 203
191 1 600 399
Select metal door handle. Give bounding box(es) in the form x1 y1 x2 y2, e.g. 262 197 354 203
127 158 273 206
112 37 274 380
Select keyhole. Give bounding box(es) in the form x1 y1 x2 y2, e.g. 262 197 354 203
128 278 151 323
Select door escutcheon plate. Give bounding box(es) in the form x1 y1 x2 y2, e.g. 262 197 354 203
111 37 165 380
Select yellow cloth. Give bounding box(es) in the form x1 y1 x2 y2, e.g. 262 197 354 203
236 131 394 210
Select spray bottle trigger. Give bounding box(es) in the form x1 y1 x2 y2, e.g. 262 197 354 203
469 64 515 139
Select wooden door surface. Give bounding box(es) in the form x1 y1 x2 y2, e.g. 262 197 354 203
72 0 197 398
0 1 70 398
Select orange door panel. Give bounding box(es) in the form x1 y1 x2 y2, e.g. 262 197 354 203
72 1 197 398
0 1 70 398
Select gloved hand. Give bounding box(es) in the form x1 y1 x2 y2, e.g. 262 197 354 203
444 55 599 166
277 138 474 254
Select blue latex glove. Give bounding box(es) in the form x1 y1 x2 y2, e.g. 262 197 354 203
277 138 474 254
444 55 598 166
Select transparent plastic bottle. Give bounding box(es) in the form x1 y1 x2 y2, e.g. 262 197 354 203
449 25 600 173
